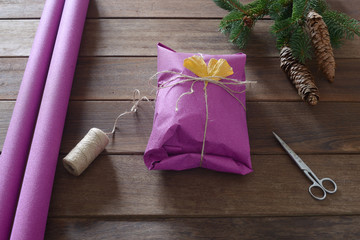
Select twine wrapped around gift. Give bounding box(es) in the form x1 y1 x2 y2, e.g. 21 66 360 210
151 55 255 166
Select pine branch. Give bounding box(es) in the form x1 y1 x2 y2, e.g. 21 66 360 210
324 10 360 38
220 19 252 48
219 10 245 30
292 0 308 20
308 0 328 14
213 0 248 14
218 0 272 49
243 0 270 17
231 24 252 48
322 10 360 48
289 26 312 63
218 9 252 49
290 0 328 20
273 18 297 34
271 18 298 49
213 0 358 104
215 0 358 62
269 0 293 20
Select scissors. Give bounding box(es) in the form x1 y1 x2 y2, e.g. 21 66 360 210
272 132 337 200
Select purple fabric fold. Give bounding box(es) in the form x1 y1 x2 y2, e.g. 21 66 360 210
0 1 65 239
144 43 252 175
9 1 89 239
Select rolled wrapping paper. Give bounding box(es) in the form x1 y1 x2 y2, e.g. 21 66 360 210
0 1 65 239
63 128 110 176
10 0 89 239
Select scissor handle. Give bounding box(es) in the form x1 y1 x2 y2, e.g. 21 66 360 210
318 177 337 194
308 178 337 200
308 183 327 200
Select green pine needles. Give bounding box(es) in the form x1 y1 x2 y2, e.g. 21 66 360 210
214 0 360 63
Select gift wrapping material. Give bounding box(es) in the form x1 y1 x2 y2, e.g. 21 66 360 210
63 128 110 176
9 0 89 239
144 43 252 175
0 1 65 239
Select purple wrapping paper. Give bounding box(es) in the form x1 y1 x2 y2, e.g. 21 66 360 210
9 0 89 239
144 43 252 175
0 1 65 239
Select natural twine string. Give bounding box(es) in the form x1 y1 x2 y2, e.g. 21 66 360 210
104 89 151 135
63 89 151 176
200 83 209 166
150 71 255 166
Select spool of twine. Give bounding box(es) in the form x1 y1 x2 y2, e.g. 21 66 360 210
62 90 151 176
63 128 109 176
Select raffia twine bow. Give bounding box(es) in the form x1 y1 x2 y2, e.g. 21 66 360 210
150 55 255 167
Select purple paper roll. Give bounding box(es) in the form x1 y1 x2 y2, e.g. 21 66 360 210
10 0 89 239
0 1 65 239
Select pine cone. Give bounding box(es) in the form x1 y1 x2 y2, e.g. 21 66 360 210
306 10 336 82
280 47 319 105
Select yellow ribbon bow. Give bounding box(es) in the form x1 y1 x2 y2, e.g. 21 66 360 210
183 55 234 85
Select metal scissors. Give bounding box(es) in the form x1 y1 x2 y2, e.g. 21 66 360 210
273 132 337 200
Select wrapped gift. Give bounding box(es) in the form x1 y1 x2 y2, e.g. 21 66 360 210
144 43 252 175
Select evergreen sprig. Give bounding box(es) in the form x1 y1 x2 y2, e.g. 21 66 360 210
291 0 307 20
214 0 360 64
289 26 313 63
219 10 245 30
323 10 360 47
213 0 246 12
217 0 270 48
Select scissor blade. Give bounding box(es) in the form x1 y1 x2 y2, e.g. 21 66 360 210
272 132 308 170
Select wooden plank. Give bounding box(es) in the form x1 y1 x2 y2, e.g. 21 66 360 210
0 58 26 99
0 0 45 19
0 20 38 56
45 216 360 240
1 101 360 154
1 57 360 102
0 102 14 149
86 0 231 19
48 154 360 217
0 0 358 19
0 0 228 19
45 216 360 239
0 19 359 57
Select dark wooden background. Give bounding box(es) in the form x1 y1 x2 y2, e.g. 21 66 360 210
0 0 359 239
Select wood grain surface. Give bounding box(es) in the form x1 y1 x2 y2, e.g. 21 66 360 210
0 0 358 19
48 154 359 217
45 216 360 240
0 0 359 239
1 20 359 57
1 57 360 101
1 101 360 154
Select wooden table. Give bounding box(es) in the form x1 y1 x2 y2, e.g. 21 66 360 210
1 1 359 239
